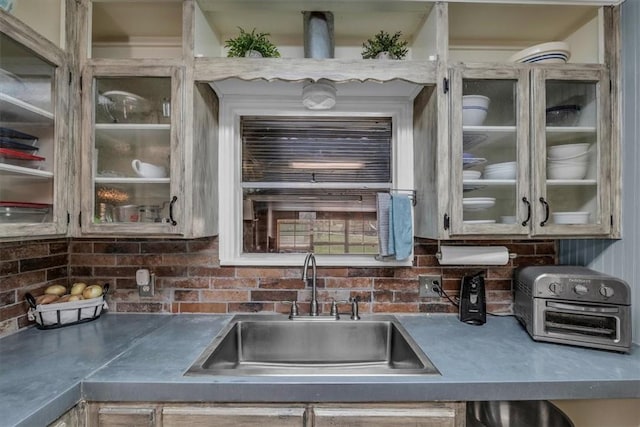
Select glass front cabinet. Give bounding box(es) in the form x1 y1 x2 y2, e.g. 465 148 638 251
449 65 611 238
0 17 69 239
80 66 184 235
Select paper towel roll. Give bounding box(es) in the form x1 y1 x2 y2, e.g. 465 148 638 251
437 246 509 265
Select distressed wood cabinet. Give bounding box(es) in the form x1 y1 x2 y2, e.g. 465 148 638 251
0 11 70 240
443 64 612 238
86 402 464 427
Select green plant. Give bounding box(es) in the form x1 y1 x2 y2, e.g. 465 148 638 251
361 30 409 59
224 27 281 58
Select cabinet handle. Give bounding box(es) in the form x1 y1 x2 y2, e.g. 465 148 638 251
521 197 531 226
539 197 550 227
169 196 178 226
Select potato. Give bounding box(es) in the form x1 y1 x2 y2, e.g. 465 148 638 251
36 294 59 305
70 282 87 296
68 295 84 302
82 284 103 299
44 285 67 296
58 294 72 303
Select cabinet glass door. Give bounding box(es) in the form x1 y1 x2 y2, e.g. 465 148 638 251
450 67 529 236
0 30 66 237
82 69 181 234
532 68 610 236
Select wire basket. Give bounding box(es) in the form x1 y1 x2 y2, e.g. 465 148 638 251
25 284 109 330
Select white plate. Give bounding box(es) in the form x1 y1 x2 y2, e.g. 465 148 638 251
463 219 496 224
463 197 496 211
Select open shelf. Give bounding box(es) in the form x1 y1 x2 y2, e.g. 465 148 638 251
448 3 602 64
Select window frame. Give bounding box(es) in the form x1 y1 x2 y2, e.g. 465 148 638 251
218 94 414 267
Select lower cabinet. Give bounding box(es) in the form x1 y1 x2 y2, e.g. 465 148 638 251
86 402 465 427
312 403 465 427
48 403 84 427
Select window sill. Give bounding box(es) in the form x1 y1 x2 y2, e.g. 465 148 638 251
220 253 413 267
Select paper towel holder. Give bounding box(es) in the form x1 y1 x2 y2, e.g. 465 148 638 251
434 248 518 260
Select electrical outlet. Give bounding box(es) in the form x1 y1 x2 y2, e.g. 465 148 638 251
419 275 443 297
137 269 154 297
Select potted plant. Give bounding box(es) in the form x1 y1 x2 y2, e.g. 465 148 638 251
224 27 281 58
361 30 409 60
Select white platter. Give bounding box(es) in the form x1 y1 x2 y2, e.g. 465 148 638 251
463 197 496 211
463 219 496 224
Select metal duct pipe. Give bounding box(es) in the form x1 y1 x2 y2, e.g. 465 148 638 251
303 11 334 58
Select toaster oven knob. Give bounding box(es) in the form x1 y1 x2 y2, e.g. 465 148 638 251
599 285 615 298
548 282 561 294
573 284 589 296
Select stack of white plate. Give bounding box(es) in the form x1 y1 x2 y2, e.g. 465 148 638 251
484 162 516 180
463 197 495 211
547 143 591 179
463 170 482 180
509 42 570 64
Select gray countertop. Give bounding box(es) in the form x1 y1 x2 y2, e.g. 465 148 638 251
1 313 639 427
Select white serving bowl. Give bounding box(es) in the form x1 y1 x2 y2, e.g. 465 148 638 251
463 170 482 179
484 169 516 180
509 41 571 64
484 162 516 179
462 108 488 126
547 161 588 179
463 95 490 109
552 211 590 224
548 143 591 160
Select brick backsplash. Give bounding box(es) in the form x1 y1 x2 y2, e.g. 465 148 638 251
0 239 69 336
0 236 556 337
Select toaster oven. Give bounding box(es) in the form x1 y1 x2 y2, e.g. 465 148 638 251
514 266 631 352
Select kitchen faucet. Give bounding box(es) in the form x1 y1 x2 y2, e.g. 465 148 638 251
302 252 318 316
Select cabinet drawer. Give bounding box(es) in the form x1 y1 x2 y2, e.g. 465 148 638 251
162 406 307 427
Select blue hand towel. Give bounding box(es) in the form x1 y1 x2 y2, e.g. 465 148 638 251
389 194 413 260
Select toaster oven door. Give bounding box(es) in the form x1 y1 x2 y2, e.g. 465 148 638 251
533 299 631 352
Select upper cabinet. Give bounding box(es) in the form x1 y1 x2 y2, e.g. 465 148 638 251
444 64 611 239
0 10 69 239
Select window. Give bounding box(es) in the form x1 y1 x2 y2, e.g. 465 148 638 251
216 80 415 266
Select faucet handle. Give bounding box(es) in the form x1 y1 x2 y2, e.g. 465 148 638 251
282 300 299 318
330 299 349 317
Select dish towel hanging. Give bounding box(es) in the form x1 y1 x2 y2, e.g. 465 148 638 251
377 193 413 261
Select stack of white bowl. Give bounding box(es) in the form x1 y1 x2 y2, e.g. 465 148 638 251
508 41 571 64
462 95 490 126
484 161 516 180
547 143 591 179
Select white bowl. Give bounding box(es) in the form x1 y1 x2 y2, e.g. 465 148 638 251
462 107 488 126
548 143 591 160
552 211 590 224
463 170 482 179
463 95 490 109
509 41 571 63
484 162 516 179
547 161 588 179
485 161 516 170
484 169 516 180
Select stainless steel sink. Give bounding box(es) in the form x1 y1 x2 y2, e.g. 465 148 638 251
186 314 440 376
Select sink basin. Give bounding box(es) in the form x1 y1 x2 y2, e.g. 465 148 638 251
186 314 440 376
